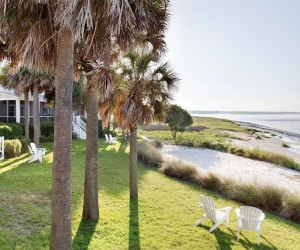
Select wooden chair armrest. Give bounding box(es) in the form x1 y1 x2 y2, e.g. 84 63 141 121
216 207 232 212
259 213 265 222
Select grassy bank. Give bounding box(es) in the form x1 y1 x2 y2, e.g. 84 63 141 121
139 117 300 171
0 140 300 249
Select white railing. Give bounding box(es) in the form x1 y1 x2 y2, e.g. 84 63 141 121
72 115 87 139
74 116 86 131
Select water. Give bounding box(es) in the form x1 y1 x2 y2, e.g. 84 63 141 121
192 113 300 135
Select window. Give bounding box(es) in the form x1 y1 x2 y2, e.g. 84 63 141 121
0 101 7 116
8 101 15 117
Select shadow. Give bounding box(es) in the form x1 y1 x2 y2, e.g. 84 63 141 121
197 223 277 250
118 141 128 154
73 220 98 250
0 154 28 169
129 198 140 250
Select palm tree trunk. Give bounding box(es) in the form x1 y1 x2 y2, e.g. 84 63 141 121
122 126 126 142
83 85 99 221
24 89 29 140
51 28 74 250
130 127 138 198
33 82 40 146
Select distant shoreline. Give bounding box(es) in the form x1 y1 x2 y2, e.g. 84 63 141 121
189 111 300 114
191 113 300 138
236 121 300 139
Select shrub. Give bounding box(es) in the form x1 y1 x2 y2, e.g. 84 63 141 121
152 140 163 148
281 195 300 223
160 160 198 181
137 141 164 168
4 139 22 158
282 143 289 148
0 123 23 139
19 137 30 153
40 121 54 137
200 173 222 191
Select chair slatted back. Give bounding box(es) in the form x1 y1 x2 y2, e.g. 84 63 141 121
240 206 262 230
105 134 109 142
30 143 38 155
28 145 34 155
109 134 113 140
201 196 216 221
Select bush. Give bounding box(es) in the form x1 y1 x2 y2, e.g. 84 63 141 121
160 160 198 181
200 173 222 191
40 121 54 137
4 139 22 158
152 140 163 148
0 123 23 139
29 121 55 141
19 137 30 153
137 141 164 168
281 195 300 223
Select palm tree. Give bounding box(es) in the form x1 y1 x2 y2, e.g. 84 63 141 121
0 67 53 144
116 50 179 198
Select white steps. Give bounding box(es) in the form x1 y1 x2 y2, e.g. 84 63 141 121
72 116 86 139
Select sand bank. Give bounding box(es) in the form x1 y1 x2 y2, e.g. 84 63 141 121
161 145 300 194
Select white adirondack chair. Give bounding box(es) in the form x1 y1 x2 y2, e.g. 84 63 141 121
236 206 265 245
109 134 117 142
0 136 4 160
30 143 46 156
28 145 43 163
105 134 116 144
196 195 232 233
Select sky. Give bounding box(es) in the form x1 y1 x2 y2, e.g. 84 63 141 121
166 0 300 112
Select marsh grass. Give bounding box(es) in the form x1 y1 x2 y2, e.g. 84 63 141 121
137 141 164 167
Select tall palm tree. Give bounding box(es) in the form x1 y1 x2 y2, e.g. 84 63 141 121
116 50 179 198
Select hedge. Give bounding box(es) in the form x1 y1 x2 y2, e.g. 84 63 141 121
0 123 23 139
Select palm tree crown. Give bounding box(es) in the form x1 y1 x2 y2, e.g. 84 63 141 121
116 50 179 129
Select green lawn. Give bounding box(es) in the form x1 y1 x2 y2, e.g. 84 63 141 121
0 140 299 249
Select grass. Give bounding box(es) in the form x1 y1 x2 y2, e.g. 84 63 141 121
139 117 300 171
0 140 299 249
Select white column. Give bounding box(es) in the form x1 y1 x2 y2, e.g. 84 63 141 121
16 99 20 123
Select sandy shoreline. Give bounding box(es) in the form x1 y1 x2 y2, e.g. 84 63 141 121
225 121 300 163
160 145 300 194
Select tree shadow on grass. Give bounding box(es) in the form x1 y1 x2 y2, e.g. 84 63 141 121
129 198 140 250
73 220 98 250
0 154 28 169
198 224 277 250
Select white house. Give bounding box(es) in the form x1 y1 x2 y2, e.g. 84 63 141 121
0 86 54 123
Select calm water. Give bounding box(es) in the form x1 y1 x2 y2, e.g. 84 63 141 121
192 113 300 135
